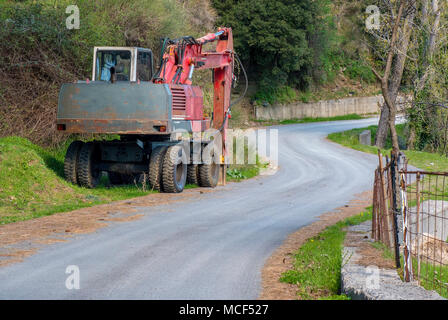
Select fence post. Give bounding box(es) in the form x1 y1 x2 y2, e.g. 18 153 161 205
372 170 378 240
416 172 421 285
378 150 392 247
390 152 401 269
400 171 412 281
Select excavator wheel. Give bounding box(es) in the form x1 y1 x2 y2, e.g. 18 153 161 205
77 142 101 188
64 140 84 185
187 164 199 185
198 150 220 188
162 145 187 193
149 146 167 191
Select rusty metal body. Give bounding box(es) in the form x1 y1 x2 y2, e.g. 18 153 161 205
57 82 208 135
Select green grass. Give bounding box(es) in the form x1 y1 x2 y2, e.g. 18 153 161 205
226 157 269 182
280 208 372 300
413 257 448 298
327 124 448 172
370 241 396 262
0 136 264 225
370 241 448 298
0 136 155 225
254 113 365 126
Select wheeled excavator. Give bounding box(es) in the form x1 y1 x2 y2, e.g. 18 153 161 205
56 27 246 193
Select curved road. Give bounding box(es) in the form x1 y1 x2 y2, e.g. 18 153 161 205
0 119 379 299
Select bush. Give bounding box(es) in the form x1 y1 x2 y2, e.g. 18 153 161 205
254 86 298 105
344 60 376 83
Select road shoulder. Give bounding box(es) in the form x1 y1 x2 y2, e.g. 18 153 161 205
259 190 372 299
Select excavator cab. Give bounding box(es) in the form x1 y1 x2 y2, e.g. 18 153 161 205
92 47 154 82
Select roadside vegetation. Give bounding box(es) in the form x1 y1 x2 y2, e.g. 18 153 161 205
369 240 448 299
0 136 264 224
328 124 448 172
0 136 153 225
280 208 372 300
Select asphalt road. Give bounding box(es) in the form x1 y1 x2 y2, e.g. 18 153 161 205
0 118 379 299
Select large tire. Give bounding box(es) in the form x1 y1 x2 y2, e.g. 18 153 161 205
198 150 220 188
149 146 167 191
186 164 199 185
77 142 101 188
64 141 83 185
162 145 187 193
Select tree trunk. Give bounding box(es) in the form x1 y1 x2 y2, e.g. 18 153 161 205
388 104 400 154
375 105 389 148
375 8 415 148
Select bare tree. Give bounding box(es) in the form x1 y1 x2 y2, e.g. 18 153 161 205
370 0 411 153
374 1 416 148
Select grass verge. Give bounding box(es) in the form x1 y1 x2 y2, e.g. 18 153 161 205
369 241 448 298
226 157 269 182
0 136 155 225
0 136 264 225
327 124 448 172
280 208 372 300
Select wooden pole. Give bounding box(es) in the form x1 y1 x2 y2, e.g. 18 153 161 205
378 149 392 247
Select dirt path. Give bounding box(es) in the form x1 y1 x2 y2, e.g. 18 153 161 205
0 188 214 267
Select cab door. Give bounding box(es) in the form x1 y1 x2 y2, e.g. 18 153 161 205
137 49 154 81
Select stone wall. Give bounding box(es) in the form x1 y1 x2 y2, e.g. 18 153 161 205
255 95 384 120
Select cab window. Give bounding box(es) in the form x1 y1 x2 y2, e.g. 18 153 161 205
96 50 131 81
137 51 153 81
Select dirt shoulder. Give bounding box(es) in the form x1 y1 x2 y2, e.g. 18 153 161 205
259 190 373 300
0 188 214 267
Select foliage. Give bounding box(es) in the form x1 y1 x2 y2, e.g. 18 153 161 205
226 168 247 180
344 60 377 84
407 43 448 154
253 86 298 105
254 114 364 126
214 0 334 91
213 0 376 104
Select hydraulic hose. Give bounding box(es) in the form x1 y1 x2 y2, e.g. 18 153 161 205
217 52 248 132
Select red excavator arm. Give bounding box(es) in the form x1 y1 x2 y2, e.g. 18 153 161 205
153 27 234 133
